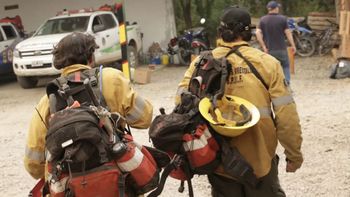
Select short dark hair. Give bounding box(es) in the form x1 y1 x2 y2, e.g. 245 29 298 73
52 32 99 69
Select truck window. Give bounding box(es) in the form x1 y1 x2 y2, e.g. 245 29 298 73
100 14 116 29
92 16 103 27
92 16 106 32
2 25 17 40
34 16 89 36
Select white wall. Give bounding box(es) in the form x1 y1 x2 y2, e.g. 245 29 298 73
124 0 177 52
0 0 177 52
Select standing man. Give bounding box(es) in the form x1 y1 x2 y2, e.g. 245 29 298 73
256 1 296 84
177 5 303 197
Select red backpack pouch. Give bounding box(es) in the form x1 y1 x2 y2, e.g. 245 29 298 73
182 124 220 174
116 135 160 195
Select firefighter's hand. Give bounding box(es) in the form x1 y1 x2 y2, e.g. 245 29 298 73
286 160 299 173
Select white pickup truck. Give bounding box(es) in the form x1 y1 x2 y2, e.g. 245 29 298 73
13 10 142 88
0 22 23 76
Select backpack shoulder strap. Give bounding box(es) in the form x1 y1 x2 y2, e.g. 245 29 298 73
46 76 75 113
225 45 269 90
46 67 108 113
82 67 108 108
46 76 68 97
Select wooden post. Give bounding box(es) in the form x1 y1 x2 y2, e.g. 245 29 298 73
287 47 295 74
339 0 350 59
340 0 350 10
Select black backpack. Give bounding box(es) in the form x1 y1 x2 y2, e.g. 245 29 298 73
44 68 137 196
149 46 263 197
148 51 233 197
45 68 122 172
45 68 170 197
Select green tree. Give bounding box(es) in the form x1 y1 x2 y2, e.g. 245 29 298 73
194 0 215 19
179 0 193 29
173 0 336 45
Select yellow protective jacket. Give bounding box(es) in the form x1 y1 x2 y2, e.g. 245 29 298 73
177 41 303 178
24 64 153 179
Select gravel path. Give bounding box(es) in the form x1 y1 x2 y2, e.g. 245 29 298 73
0 55 349 196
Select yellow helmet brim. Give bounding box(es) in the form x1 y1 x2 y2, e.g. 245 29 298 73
199 95 260 137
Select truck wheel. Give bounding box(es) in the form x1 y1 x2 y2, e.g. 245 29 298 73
127 46 139 68
17 76 38 89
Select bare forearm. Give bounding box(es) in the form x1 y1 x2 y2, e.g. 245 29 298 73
255 29 266 48
256 29 268 53
285 29 296 48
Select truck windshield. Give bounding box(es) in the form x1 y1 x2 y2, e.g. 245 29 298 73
34 16 89 36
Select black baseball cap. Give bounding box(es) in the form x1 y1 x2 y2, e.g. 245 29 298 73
266 1 281 9
220 6 251 31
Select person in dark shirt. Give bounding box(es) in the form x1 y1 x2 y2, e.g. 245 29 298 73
256 1 296 84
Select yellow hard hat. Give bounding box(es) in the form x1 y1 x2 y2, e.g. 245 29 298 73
199 95 260 137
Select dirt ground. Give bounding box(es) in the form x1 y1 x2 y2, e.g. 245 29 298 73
0 55 349 197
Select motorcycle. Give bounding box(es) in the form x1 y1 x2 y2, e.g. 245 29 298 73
288 18 316 57
191 18 211 55
315 19 339 56
177 29 193 65
167 18 210 65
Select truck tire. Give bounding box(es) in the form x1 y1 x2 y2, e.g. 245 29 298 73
17 76 38 89
127 46 139 68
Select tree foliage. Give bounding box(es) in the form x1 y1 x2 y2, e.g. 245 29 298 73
172 0 336 44
178 0 193 29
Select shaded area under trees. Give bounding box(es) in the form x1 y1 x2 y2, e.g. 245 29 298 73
172 0 336 45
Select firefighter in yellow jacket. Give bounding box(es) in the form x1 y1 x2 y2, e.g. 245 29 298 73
24 32 153 180
177 6 303 197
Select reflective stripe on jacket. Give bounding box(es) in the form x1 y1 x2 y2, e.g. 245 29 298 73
24 64 153 179
177 41 303 178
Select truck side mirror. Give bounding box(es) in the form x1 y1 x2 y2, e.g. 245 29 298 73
93 24 105 33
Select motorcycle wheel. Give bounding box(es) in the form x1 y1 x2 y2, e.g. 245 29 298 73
295 36 316 57
178 47 191 66
318 38 335 56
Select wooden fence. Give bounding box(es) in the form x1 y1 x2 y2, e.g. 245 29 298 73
307 12 337 32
